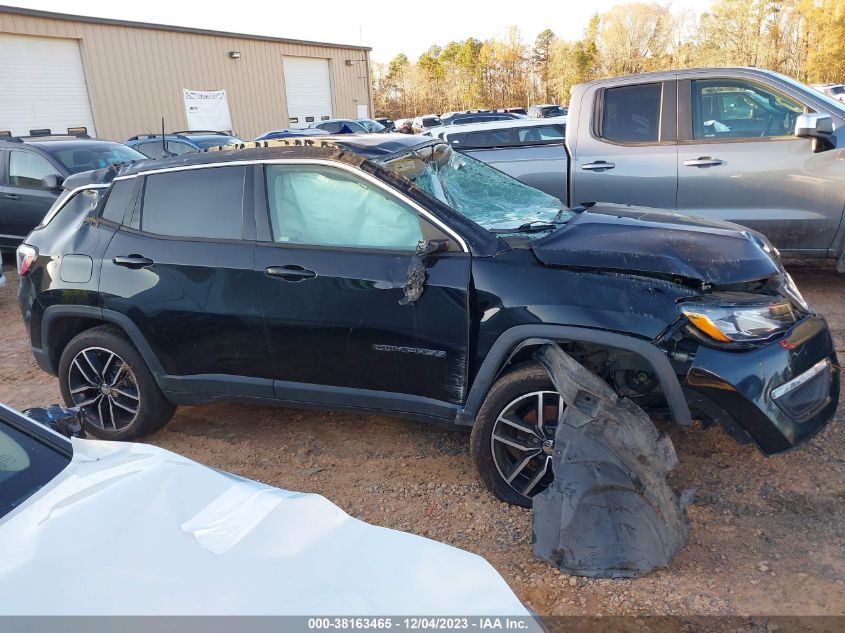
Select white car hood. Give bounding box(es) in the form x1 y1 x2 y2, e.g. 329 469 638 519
0 438 530 616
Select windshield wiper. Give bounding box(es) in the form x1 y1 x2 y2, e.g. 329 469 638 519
489 221 562 235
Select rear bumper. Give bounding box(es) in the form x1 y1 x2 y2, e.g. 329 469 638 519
685 315 840 454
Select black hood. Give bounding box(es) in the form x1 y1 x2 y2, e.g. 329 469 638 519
531 204 783 285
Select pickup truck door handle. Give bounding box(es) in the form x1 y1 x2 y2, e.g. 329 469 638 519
581 161 615 172
2 193 20 200
112 255 154 269
683 157 724 168
265 265 317 282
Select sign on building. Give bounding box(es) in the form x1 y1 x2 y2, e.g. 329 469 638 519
183 89 232 132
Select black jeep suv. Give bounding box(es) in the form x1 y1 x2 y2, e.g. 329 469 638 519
17 134 840 506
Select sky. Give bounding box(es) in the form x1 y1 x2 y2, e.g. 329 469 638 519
7 0 713 62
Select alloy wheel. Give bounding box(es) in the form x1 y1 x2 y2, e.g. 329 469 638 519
490 390 562 499
67 347 140 431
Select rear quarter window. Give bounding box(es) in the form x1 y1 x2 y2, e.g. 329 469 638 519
101 179 136 224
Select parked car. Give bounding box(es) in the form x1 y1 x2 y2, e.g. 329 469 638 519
440 112 523 127
534 67 845 269
255 128 330 141
527 104 567 118
17 134 839 509
411 115 443 134
357 118 388 133
0 403 533 616
0 129 145 250
496 107 528 115
376 117 395 131
811 83 845 103
126 131 245 159
309 119 369 134
428 117 568 200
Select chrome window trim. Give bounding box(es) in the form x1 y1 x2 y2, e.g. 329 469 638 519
112 158 470 253
39 184 110 228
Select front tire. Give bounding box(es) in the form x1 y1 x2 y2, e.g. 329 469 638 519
58 325 175 440
471 363 561 507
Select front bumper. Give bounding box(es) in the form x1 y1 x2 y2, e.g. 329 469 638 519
685 315 840 454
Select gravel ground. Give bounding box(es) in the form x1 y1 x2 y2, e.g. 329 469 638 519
1 259 843 617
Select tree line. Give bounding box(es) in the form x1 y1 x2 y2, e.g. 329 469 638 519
372 0 845 118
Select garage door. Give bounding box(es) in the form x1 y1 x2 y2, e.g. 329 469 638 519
283 57 333 129
0 34 97 137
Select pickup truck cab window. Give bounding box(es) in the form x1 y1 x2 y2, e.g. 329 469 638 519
691 79 804 140
600 83 662 143
264 164 422 250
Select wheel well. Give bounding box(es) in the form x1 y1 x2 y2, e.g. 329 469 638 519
501 340 671 418
46 317 109 373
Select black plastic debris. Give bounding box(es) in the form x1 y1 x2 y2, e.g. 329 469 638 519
531 344 691 578
23 405 86 439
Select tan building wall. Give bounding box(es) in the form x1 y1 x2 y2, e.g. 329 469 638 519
0 7 372 140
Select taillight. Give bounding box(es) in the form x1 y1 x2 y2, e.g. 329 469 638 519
16 244 37 276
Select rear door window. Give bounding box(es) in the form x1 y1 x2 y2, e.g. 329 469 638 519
517 125 565 143
140 166 245 240
135 142 168 159
600 83 662 143
457 129 515 148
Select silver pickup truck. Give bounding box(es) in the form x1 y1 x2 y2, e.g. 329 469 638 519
438 68 845 269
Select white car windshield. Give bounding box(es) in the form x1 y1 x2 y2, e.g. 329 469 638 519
378 143 570 236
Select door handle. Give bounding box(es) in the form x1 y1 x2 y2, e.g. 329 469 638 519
112 255 154 269
581 161 615 171
683 157 724 167
2 193 20 200
265 265 317 282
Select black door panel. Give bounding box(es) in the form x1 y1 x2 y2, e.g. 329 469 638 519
255 246 471 404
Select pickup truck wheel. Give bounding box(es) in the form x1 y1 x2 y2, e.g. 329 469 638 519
58 325 175 440
471 364 560 507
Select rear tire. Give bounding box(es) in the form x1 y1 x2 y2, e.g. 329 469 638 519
471 363 559 507
58 325 175 440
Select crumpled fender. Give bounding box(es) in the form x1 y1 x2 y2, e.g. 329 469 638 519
532 344 691 578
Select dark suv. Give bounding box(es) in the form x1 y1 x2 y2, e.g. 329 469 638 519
0 130 145 250
17 134 840 507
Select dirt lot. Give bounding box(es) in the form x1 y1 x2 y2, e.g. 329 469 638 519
1 260 843 617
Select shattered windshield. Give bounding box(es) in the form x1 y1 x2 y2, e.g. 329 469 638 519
378 143 570 237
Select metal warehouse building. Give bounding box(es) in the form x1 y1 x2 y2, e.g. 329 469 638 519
0 5 373 140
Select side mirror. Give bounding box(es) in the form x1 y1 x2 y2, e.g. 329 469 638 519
41 174 64 191
795 113 835 152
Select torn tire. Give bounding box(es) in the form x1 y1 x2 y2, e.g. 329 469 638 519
531 344 691 578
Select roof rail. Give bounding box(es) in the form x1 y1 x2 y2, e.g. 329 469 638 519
204 137 338 152
170 130 229 135
126 133 171 141
0 131 23 143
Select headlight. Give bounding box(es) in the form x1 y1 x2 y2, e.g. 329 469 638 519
681 300 799 343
